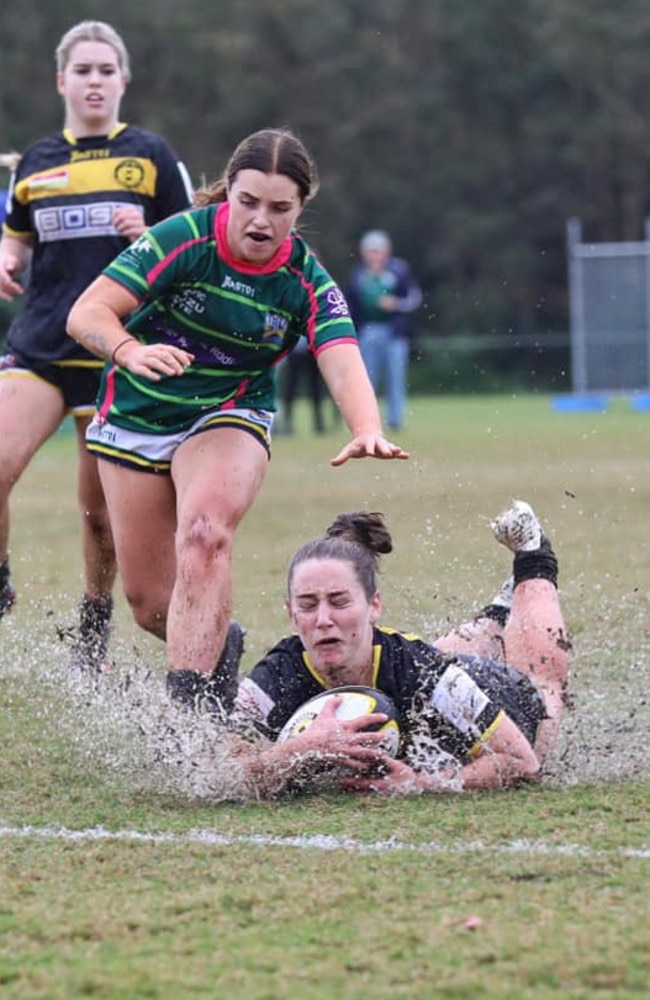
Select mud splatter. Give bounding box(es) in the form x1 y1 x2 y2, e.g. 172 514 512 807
1 583 648 803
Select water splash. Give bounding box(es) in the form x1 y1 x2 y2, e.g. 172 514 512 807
2 583 648 803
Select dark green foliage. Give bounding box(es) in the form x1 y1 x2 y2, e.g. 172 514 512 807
3 0 650 367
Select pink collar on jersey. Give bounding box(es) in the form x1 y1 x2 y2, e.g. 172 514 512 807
215 201 294 274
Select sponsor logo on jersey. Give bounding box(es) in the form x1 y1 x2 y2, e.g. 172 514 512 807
222 275 256 298
29 170 69 192
130 233 156 254
91 422 117 443
206 346 237 365
70 149 111 162
262 312 289 344
114 159 146 190
34 201 132 242
169 288 207 316
326 286 350 317
430 664 489 734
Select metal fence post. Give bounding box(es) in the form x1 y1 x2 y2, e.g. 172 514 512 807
566 217 586 393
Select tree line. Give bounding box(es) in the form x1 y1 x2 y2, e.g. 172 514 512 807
3 0 650 357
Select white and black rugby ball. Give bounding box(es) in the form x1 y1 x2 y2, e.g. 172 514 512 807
277 685 400 757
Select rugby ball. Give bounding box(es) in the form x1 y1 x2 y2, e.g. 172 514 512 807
277 685 400 756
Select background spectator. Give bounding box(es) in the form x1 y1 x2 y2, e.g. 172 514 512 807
346 230 422 431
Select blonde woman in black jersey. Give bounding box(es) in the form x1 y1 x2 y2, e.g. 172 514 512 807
0 21 191 671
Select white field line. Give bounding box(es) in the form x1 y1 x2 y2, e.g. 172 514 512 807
1 823 649 859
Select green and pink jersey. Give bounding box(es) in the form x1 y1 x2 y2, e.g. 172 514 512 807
96 202 357 434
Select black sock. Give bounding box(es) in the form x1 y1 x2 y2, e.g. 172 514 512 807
167 622 245 717
79 594 114 640
0 558 10 590
513 537 558 588
166 669 233 717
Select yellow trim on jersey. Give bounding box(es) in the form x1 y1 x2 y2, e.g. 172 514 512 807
468 709 506 758
302 641 384 689
377 624 422 642
370 644 382 686
62 124 128 145
14 155 159 204
301 652 329 688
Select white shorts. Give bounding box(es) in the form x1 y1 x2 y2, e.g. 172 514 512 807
86 407 274 474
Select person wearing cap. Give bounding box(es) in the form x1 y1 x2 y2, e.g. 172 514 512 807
346 230 422 431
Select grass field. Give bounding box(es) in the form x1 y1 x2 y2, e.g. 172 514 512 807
1 393 649 999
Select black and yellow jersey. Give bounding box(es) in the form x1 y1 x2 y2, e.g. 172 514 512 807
234 626 546 764
2 124 192 363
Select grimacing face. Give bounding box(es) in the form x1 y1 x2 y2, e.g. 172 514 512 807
226 169 303 264
287 557 381 686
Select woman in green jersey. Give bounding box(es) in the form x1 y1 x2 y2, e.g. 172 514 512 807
67 127 409 709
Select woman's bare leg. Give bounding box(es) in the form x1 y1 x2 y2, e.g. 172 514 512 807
0 374 64 615
502 578 570 761
75 415 117 601
69 415 118 672
97 460 177 641
434 576 513 661
167 427 268 676
491 500 571 762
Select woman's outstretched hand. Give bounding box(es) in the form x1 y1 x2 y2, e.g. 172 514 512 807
329 433 410 467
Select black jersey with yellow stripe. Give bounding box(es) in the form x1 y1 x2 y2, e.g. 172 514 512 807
3 124 192 363
237 626 546 763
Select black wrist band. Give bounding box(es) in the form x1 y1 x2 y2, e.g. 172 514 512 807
111 337 134 365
